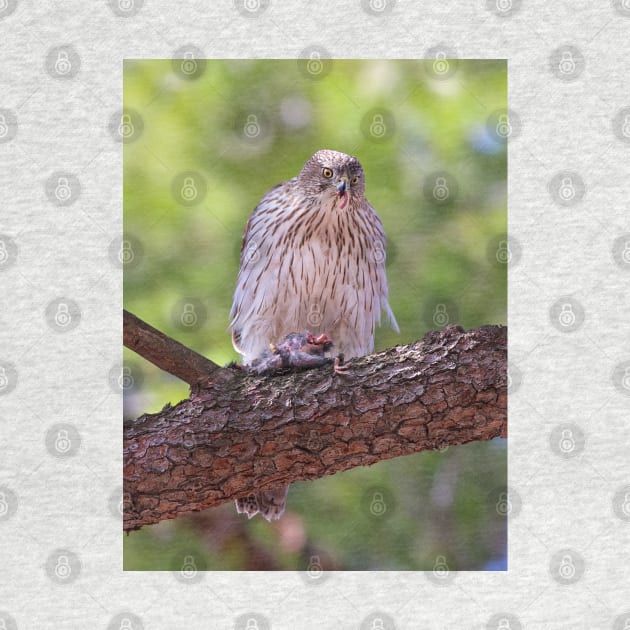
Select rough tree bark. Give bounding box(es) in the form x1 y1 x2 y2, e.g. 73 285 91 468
123 320 507 532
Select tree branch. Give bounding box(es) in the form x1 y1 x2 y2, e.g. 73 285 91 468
123 309 221 385
123 324 506 532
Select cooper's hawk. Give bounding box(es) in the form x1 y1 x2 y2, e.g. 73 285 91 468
230 149 398 521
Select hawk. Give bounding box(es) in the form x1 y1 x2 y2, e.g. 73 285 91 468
230 149 398 521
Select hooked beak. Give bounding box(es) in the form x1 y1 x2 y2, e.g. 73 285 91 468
336 177 349 208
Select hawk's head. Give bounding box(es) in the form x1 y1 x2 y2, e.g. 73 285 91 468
297 149 366 209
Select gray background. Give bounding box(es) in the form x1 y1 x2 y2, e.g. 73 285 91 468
1 1 629 629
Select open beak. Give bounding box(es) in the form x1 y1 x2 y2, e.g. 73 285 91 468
336 178 349 208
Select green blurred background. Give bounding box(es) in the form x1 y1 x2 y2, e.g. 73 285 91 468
123 59 507 571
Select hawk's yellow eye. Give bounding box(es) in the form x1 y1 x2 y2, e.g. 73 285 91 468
322 167 333 179
351 176 359 184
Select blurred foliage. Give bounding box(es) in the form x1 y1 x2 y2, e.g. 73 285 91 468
123 59 507 571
